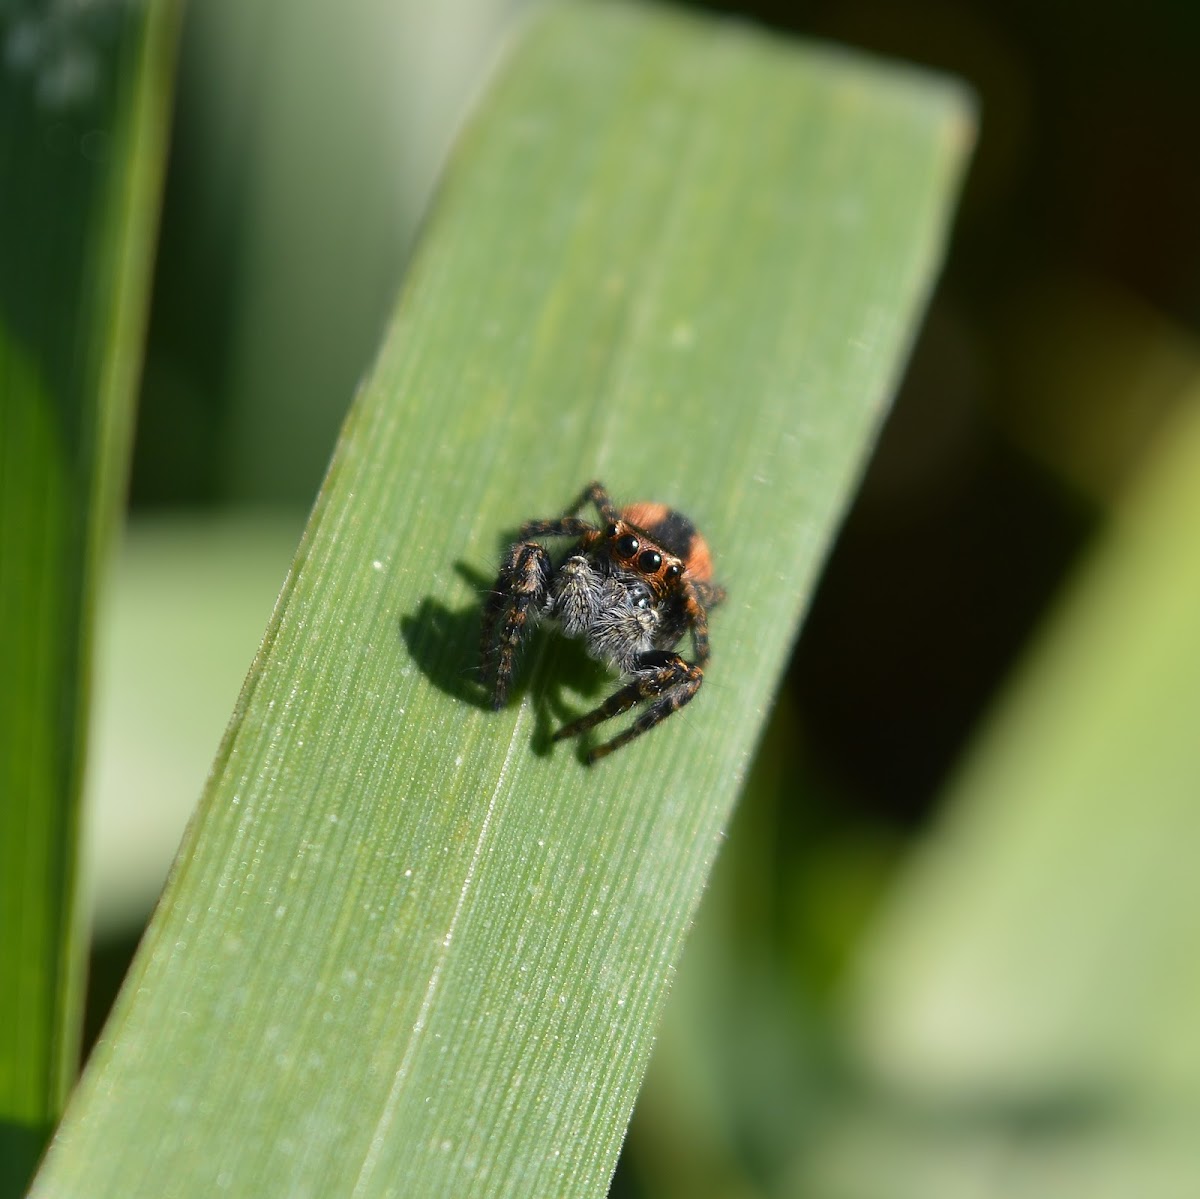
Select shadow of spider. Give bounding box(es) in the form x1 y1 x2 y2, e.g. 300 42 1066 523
398 561 611 761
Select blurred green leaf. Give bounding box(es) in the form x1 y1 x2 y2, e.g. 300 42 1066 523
0 1 178 1189
30 4 971 1195
85 515 301 935
809 390 1200 1197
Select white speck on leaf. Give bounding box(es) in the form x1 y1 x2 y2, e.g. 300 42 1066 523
670 320 695 348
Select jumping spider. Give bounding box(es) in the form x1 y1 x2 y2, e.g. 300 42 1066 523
480 481 725 763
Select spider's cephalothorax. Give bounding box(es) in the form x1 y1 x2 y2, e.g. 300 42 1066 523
480 481 725 764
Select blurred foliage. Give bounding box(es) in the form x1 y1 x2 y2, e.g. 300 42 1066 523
808 390 1200 1199
0 1 177 1192
84 515 300 935
131 0 529 507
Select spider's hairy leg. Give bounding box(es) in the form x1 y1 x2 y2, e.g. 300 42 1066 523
518 515 594 540
686 589 714 666
694 580 727 611
516 480 617 541
552 649 703 764
481 541 552 709
581 480 619 526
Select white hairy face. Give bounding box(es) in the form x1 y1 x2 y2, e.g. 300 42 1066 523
548 556 659 674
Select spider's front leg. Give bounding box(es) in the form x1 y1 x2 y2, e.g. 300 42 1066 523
552 649 703 764
517 480 617 540
480 541 553 709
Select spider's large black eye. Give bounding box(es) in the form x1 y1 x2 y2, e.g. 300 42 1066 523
638 550 662 573
664 563 682 583
614 533 640 558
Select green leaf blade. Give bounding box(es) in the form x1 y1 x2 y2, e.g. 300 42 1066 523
0 2 178 1184
32 4 972 1196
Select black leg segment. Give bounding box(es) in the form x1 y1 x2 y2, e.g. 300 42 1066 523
480 540 553 708
552 649 703 764
515 480 617 541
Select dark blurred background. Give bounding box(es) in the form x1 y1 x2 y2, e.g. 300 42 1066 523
760 0 1200 823
85 0 1200 1188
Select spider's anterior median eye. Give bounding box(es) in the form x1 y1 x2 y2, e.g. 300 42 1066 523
614 533 640 558
638 550 663 573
